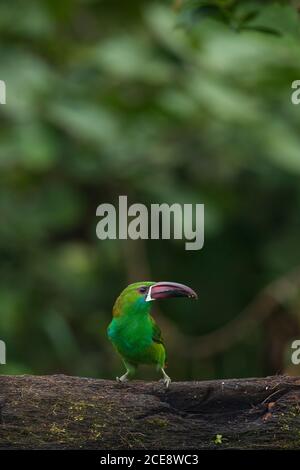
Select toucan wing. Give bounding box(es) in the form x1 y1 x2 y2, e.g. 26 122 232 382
150 315 164 346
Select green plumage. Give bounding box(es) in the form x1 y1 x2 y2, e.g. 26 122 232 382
107 282 166 371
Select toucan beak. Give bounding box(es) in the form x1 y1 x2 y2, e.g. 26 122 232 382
146 281 198 302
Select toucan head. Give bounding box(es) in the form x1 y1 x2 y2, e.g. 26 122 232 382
113 281 198 317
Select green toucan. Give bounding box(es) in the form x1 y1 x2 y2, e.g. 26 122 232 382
107 281 198 387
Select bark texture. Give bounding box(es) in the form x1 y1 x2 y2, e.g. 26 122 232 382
0 374 300 449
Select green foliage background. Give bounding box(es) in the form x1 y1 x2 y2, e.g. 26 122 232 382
0 0 300 380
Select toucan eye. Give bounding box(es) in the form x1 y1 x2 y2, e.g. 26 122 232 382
138 286 147 294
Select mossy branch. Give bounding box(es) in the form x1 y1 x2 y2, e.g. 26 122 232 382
0 375 300 449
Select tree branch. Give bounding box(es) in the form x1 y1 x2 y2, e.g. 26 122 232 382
0 374 300 449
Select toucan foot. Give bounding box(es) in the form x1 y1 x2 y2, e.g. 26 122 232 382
159 376 171 388
116 374 129 383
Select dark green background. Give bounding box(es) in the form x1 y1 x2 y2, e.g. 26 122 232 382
0 0 300 380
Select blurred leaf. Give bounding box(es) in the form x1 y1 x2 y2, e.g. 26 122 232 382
263 122 300 174
0 0 54 38
92 35 172 83
246 3 300 37
0 51 55 119
48 101 119 147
